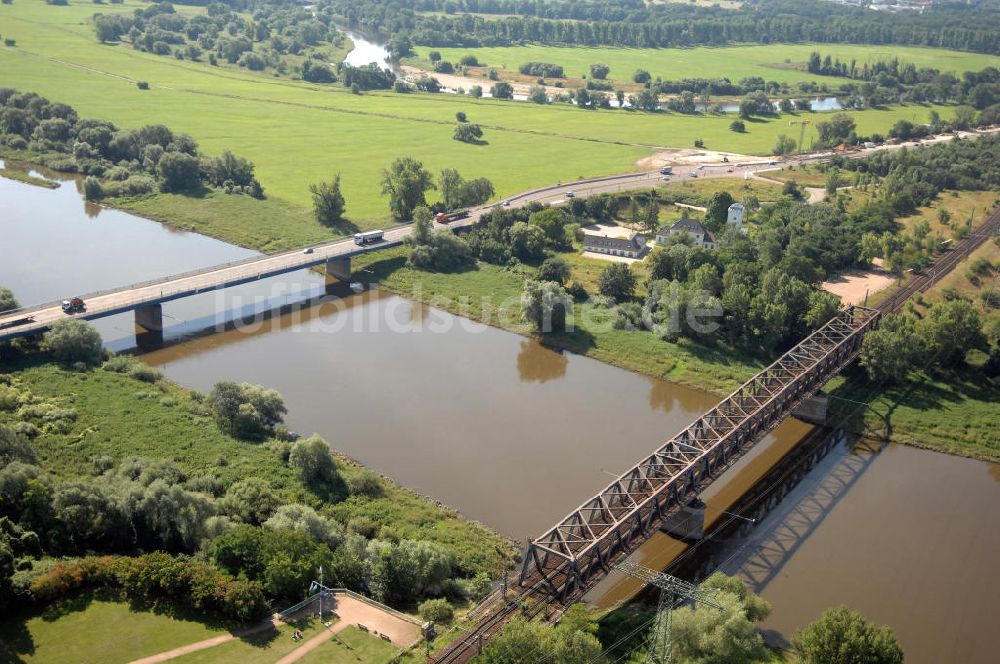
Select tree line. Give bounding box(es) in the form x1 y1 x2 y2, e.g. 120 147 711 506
325 0 1000 54
0 89 264 200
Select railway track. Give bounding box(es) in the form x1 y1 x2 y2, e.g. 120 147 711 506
877 205 1000 315
430 205 1000 664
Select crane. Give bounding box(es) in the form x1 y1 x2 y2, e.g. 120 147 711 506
789 119 811 154
614 561 723 664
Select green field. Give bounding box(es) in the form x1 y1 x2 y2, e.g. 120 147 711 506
0 0 964 247
415 43 1000 87
0 597 231 664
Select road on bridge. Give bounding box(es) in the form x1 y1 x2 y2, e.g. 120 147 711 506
1 127 994 341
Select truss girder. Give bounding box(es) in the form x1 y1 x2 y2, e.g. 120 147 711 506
520 306 880 599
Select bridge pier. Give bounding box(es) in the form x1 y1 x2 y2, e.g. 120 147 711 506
325 257 352 294
792 391 829 426
134 303 164 350
661 498 706 541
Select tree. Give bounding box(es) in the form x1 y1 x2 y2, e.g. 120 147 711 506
528 86 548 104
455 111 467 123
783 179 804 200
705 191 735 230
521 280 571 334
264 503 343 549
916 299 985 365
380 157 435 220
469 85 483 98
536 257 571 285
453 122 484 144
43 320 104 366
490 82 514 100
309 175 345 225
0 287 19 313
509 222 546 262
793 606 903 664
859 313 920 383
589 63 610 80
670 572 771 664
598 263 637 303
207 381 286 440
773 134 797 156
633 69 651 84
289 435 338 484
729 119 746 132
157 151 201 192
529 208 568 245
222 478 278 526
418 598 454 624
816 113 857 146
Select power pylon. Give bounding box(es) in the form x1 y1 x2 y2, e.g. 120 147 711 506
615 561 723 664
789 119 811 154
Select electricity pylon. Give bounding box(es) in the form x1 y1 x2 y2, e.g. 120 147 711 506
615 561 723 664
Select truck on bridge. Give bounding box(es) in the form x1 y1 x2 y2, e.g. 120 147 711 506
61 297 85 314
353 230 385 246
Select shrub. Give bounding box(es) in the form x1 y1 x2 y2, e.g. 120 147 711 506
289 435 338 484
419 598 455 624
43 320 104 366
29 554 267 622
136 81 149 90
346 468 383 497
83 176 103 200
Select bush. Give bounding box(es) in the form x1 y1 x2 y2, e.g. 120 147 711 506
536 257 571 285
136 81 149 90
83 176 103 200
29 554 267 622
793 606 903 664
289 435 338 484
207 381 286 439
346 468 383 497
43 320 104 366
419 598 455 624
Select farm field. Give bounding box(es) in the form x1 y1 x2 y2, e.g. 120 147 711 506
413 43 1000 88
0 0 965 251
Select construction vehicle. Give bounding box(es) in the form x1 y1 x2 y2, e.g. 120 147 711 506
61 297 85 313
434 210 470 224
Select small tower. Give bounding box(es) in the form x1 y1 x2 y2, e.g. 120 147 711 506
726 202 746 228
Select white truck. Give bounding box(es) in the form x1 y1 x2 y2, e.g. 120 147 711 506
354 230 385 246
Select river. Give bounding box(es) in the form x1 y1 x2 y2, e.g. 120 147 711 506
2 162 999 662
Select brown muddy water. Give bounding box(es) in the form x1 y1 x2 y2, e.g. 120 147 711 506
3 163 999 662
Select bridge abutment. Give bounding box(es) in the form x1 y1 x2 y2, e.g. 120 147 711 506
792 391 829 426
134 303 164 350
325 257 352 294
661 498 706 540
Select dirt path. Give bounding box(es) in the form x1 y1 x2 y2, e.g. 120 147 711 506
128 615 282 664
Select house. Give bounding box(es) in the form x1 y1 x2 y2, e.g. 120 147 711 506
656 218 717 249
727 203 745 228
582 232 647 258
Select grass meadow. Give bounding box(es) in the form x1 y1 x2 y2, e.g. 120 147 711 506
414 42 1000 88
0 0 965 244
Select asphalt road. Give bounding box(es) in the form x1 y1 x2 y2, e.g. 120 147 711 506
2 127 996 341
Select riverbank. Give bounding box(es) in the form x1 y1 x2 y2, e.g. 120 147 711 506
0 355 517 576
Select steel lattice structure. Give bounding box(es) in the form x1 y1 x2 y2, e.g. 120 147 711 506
520 305 881 602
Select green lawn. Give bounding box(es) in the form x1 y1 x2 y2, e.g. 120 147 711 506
0 0 965 248
295 627 402 664
0 597 231 664
169 616 332 664
415 42 1000 88
0 357 515 576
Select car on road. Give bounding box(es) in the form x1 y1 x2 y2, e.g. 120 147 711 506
502 200 511 206
565 191 575 198
690 172 698 178
302 247 314 254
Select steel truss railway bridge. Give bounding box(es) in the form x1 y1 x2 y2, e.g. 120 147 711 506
432 205 1000 663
